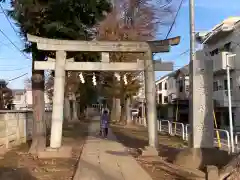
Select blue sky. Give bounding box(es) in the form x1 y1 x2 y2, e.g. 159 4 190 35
0 0 240 89
155 0 240 79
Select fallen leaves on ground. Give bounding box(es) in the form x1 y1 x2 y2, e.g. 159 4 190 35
111 124 189 180
0 121 89 180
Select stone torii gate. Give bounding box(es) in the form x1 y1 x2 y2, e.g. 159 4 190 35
27 34 180 153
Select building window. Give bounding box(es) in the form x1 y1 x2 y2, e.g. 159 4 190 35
223 112 235 126
224 42 231 51
159 93 162 104
164 82 167 90
185 85 189 92
224 78 233 90
164 96 168 103
159 83 162 91
179 79 183 92
213 81 218 91
210 48 219 56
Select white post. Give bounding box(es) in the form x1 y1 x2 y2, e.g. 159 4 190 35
226 53 236 153
126 98 132 125
144 50 158 149
50 50 66 149
5 113 9 148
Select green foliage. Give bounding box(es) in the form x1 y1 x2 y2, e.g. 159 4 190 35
0 81 13 110
1 0 112 52
1 0 113 106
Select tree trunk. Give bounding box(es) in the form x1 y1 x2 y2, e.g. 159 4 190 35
120 103 125 124
115 98 121 122
29 48 46 154
64 97 71 122
126 98 132 125
120 94 126 124
77 101 81 120
110 97 116 121
29 70 46 154
72 101 78 121
71 93 78 121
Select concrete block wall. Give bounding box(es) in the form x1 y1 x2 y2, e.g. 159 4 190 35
0 110 52 148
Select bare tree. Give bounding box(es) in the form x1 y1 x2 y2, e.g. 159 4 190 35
96 0 174 124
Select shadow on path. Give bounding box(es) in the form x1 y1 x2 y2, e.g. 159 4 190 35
111 125 184 162
74 159 123 180
0 167 37 180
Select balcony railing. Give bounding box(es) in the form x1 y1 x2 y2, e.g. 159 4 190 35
213 90 237 107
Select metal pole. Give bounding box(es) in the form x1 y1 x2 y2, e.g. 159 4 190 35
189 0 195 62
188 0 195 147
226 54 234 153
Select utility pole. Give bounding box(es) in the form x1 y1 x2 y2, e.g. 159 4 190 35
188 0 195 147
189 0 214 149
226 53 236 153
189 0 195 63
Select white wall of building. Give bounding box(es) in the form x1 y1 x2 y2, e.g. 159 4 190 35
197 17 240 129
13 90 27 110
156 76 169 104
12 89 51 110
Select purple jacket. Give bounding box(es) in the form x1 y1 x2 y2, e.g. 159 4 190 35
100 114 109 128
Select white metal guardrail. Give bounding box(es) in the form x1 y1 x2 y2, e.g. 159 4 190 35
171 122 185 140
214 129 231 152
184 124 231 152
135 119 234 152
235 132 240 152
185 124 190 141
159 120 171 134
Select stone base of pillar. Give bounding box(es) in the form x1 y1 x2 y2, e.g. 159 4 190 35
37 146 72 159
141 146 159 157
173 148 231 170
206 165 219 180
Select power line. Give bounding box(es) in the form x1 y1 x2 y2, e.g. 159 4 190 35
153 0 184 58
0 4 30 61
0 4 20 40
0 28 30 60
0 65 31 71
165 0 184 39
8 73 28 82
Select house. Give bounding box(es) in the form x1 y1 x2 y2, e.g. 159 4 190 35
25 88 52 110
12 89 27 110
155 65 190 122
167 65 189 123
156 75 169 104
196 16 240 130
12 88 52 110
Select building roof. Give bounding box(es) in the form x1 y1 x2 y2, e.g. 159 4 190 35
196 17 240 44
175 64 189 76
155 64 189 83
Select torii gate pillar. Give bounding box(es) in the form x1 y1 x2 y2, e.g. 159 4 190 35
144 50 158 150
50 51 66 148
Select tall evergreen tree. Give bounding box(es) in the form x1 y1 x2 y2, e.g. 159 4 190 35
0 0 112 153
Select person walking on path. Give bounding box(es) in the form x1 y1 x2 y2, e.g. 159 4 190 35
100 110 109 138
